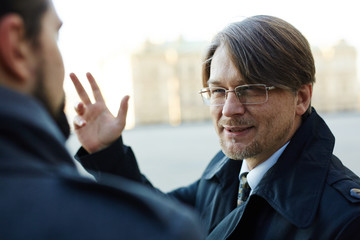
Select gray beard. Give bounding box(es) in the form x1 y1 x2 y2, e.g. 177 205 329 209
219 117 293 161
220 138 261 160
218 117 260 160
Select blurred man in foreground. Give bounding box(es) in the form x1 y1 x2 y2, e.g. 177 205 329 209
0 0 204 239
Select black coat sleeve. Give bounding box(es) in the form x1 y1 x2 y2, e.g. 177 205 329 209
75 137 144 183
75 137 203 209
168 180 200 208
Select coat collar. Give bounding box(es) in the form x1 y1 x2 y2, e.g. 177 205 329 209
0 86 75 168
0 86 66 144
253 108 334 228
203 151 242 189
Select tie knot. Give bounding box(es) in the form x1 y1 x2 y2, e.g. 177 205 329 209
240 172 249 183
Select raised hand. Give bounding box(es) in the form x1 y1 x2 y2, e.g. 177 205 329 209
70 72 129 153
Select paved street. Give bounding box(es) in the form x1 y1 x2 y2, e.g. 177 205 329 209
67 111 360 192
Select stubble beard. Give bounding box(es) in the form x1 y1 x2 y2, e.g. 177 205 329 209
32 66 70 139
219 116 293 161
218 117 260 160
220 137 261 160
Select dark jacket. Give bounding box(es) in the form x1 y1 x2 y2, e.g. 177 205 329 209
0 86 204 240
78 109 360 239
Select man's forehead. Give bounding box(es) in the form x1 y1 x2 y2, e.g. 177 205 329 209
208 60 246 86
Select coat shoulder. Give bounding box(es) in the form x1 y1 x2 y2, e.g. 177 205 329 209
327 155 360 205
0 167 205 240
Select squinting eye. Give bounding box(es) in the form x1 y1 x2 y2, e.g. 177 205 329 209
211 89 225 95
236 86 254 94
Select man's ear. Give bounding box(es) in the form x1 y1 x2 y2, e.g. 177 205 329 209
0 14 34 83
295 84 312 116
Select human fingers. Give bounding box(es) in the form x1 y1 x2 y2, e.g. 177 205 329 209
74 102 86 116
70 73 92 105
86 72 105 103
116 95 130 127
73 115 87 130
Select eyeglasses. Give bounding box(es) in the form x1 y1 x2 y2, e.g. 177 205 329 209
199 84 276 106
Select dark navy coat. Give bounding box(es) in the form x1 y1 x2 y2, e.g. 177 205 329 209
0 87 204 240
78 109 360 239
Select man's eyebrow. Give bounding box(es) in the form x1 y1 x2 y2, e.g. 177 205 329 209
207 79 247 86
206 80 219 85
207 80 222 85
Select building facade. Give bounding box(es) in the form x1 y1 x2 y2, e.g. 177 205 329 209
131 38 210 125
312 40 359 112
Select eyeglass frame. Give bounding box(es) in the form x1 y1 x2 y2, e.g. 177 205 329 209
199 84 276 106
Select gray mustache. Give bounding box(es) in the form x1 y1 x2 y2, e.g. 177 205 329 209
218 118 256 127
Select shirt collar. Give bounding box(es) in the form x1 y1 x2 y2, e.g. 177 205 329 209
240 142 290 193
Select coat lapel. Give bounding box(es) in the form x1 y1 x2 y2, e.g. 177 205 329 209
203 152 242 190
253 109 335 228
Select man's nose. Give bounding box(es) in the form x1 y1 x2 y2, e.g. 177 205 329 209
222 91 245 117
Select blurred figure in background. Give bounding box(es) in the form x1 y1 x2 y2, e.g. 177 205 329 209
72 15 360 239
0 0 204 239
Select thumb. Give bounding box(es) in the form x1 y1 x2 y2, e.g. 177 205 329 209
73 115 87 130
116 95 130 127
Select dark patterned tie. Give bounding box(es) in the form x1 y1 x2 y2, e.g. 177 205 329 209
237 172 251 206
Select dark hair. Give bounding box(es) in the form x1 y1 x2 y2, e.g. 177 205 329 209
202 15 315 116
0 0 49 44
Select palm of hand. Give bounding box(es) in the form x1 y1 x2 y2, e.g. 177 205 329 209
76 102 123 153
71 72 129 154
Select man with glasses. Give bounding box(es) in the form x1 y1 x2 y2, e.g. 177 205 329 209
72 15 360 239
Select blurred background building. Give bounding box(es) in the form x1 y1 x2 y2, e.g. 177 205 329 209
130 38 359 126
131 38 209 125
312 40 359 112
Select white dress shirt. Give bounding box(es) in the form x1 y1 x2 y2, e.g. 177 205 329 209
240 142 290 195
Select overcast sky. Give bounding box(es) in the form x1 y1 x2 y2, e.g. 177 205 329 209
53 0 360 72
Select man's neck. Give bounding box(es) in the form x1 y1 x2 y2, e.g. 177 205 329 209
245 144 290 170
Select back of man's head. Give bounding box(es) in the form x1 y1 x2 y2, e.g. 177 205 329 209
0 0 49 85
0 0 49 45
